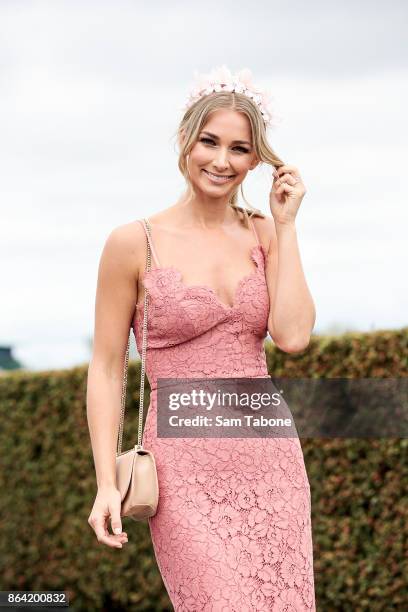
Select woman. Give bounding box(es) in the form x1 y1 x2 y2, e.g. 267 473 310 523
87 66 316 611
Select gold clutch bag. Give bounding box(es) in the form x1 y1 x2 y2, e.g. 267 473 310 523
115 218 159 521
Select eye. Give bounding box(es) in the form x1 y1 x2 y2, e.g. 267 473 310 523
199 137 249 154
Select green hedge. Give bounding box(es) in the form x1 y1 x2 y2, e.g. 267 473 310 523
0 327 407 611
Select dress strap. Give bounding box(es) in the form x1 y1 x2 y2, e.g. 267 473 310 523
248 216 260 246
137 218 161 268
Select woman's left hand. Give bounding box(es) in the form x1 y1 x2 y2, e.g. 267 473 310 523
269 164 306 226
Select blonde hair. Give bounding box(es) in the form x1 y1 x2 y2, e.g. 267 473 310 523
174 91 285 228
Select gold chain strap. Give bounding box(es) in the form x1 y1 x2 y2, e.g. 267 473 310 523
116 218 151 455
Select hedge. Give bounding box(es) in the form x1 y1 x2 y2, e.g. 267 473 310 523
0 327 407 611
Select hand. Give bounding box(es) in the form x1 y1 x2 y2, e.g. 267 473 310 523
88 485 129 548
269 164 306 226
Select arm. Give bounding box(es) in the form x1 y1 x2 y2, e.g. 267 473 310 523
261 216 316 353
86 221 144 546
86 223 140 487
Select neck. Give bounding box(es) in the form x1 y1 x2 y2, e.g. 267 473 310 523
176 191 238 230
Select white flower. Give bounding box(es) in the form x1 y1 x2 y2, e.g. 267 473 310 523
234 81 246 95
235 67 255 89
184 65 279 128
210 64 234 87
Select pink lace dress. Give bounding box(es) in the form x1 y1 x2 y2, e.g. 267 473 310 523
132 217 316 611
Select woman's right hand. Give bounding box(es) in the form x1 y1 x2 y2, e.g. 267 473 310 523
88 485 129 548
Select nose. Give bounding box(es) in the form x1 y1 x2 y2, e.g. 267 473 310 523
212 148 230 172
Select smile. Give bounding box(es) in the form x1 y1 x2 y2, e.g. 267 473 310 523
202 169 236 184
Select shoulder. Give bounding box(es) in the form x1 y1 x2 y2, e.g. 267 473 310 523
103 219 145 252
231 205 277 255
250 213 277 255
101 219 146 276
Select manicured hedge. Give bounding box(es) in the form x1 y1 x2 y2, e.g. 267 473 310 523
0 327 407 611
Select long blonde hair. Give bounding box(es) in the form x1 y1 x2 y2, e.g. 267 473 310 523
174 91 285 228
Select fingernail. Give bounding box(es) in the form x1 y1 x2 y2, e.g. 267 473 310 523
114 527 121 535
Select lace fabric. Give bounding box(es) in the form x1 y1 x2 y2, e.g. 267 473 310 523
132 219 316 611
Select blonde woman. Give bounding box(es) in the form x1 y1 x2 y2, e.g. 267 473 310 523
87 66 316 610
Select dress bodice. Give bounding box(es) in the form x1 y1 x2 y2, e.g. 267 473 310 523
131 218 271 390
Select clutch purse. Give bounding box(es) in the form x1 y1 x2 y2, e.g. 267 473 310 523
115 218 159 521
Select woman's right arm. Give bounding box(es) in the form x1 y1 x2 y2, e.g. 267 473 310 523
86 221 145 548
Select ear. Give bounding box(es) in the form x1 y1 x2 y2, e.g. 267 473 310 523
249 157 260 171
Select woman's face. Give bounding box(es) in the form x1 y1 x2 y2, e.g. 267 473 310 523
186 109 259 196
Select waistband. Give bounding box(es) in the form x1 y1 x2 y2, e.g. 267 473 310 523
148 375 271 392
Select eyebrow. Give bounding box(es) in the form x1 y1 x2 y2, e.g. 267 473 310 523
200 131 252 147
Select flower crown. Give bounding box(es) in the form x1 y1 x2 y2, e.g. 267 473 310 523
182 64 279 129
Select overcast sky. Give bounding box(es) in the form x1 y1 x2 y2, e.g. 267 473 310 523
1 0 407 371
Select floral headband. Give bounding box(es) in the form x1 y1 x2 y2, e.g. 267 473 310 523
182 64 280 129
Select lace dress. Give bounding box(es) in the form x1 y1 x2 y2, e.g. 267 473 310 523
132 217 316 611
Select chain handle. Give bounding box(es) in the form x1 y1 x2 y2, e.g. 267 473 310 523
116 218 151 455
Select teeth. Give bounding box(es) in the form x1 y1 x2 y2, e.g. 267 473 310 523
204 170 234 181
208 171 232 178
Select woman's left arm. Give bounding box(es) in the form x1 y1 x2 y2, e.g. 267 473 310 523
265 164 316 353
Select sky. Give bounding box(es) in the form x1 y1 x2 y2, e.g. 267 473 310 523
1 0 407 372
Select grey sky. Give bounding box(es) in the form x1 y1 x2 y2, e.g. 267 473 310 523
1 1 407 371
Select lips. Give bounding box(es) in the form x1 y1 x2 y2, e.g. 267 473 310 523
202 169 236 183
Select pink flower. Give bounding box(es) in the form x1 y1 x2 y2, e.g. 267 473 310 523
185 64 278 128
236 67 255 89
251 588 267 608
258 564 278 584
210 64 234 88
263 542 281 565
272 586 306 611
280 551 307 588
209 503 242 539
231 537 265 577
206 476 231 504
237 487 256 510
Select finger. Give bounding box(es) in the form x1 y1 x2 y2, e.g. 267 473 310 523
276 183 295 195
104 524 128 542
276 164 299 176
92 517 124 548
274 173 299 187
110 506 125 536
278 172 301 182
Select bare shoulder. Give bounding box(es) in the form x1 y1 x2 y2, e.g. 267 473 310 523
250 214 277 255
101 219 146 278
